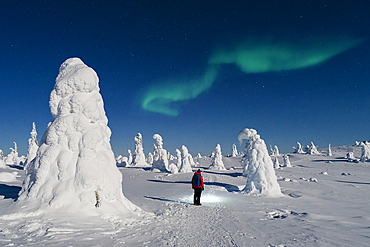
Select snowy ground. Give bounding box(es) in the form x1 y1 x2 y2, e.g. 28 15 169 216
0 145 369 246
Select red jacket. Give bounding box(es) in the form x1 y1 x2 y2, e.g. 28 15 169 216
191 171 204 189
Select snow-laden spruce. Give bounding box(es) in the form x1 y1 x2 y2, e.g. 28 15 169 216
327 144 332 157
24 122 39 170
238 128 282 197
18 58 140 215
179 145 193 173
152 134 169 172
231 144 238 157
360 142 370 162
131 133 148 167
0 150 5 168
209 144 226 170
175 149 182 169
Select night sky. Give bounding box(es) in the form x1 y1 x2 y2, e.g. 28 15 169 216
0 0 369 157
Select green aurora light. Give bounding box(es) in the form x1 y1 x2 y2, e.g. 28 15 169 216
209 35 364 73
141 67 219 116
141 34 364 116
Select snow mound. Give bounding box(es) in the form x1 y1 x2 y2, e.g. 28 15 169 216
18 58 140 216
0 172 18 182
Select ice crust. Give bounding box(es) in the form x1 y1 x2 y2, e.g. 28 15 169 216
18 58 139 215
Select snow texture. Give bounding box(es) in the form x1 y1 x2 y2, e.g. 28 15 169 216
131 133 148 167
17 58 140 215
209 144 226 170
178 145 193 173
238 128 282 197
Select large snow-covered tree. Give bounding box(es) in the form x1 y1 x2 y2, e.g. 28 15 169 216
18 58 140 215
238 128 282 197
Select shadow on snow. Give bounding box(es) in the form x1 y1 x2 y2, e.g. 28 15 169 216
0 184 21 200
144 196 193 205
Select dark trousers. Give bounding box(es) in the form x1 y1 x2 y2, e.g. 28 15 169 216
193 188 202 205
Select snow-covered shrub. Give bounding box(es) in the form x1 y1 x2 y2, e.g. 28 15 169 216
24 122 39 170
18 58 139 215
152 134 169 172
283 154 292 167
197 153 202 158
238 128 282 197
293 142 305 154
231 144 238 157
209 144 226 170
179 145 193 173
131 133 148 166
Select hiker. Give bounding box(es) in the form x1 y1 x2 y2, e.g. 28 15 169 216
191 169 204 205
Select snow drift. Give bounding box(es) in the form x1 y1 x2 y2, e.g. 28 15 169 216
18 58 140 216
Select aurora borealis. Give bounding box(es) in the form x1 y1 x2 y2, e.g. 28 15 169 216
0 1 369 156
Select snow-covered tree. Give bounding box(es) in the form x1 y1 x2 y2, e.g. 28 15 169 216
197 153 202 158
238 128 282 197
189 153 196 166
327 143 332 157
0 150 5 168
209 144 226 170
127 149 132 166
360 142 370 162
168 163 178 174
152 134 169 172
4 142 20 166
273 156 280 169
24 122 39 170
131 133 148 166
306 141 320 155
231 144 238 157
18 58 139 215
283 154 292 167
175 149 181 169
293 142 305 154
146 152 153 166
179 145 193 173
116 155 129 167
